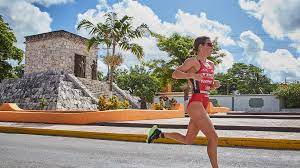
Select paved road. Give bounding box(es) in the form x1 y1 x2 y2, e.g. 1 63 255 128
2 122 300 140
0 133 299 168
117 118 300 128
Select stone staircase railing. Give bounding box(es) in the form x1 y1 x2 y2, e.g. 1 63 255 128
112 83 140 108
77 77 140 109
65 74 98 104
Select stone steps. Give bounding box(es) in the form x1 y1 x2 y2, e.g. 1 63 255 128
77 77 138 108
0 71 98 110
77 78 110 98
57 77 97 110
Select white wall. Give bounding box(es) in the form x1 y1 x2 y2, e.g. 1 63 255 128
233 95 280 112
154 93 281 112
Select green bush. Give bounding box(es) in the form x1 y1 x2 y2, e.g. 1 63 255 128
98 95 130 111
274 83 300 108
157 96 178 110
215 102 221 107
38 98 47 110
152 103 164 110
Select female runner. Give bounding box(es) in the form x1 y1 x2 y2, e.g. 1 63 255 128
146 36 221 168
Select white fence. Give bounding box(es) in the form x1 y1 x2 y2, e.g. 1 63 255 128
154 93 281 112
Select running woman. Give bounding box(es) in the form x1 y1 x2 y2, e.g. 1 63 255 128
146 36 221 168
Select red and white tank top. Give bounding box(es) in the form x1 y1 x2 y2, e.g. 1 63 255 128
190 60 214 95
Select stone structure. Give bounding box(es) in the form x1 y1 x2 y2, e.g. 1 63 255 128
0 71 97 110
24 30 98 80
0 70 139 110
0 30 140 110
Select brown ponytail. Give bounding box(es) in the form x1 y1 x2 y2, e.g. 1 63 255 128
192 36 210 56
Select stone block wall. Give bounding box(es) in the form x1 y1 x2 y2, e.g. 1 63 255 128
24 30 97 80
0 71 97 110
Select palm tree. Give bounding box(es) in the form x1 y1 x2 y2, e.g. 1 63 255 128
77 12 150 95
77 19 112 52
103 12 149 59
77 19 112 81
103 54 124 93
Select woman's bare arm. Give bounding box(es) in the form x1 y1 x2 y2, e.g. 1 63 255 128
172 58 201 80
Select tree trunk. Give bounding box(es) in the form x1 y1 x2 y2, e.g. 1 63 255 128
140 98 147 109
112 37 116 56
109 68 113 92
106 46 110 56
107 65 110 81
112 44 116 57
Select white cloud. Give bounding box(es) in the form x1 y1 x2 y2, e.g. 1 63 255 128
238 30 264 64
259 50 300 82
215 50 234 73
239 0 300 53
239 30 300 82
290 43 300 53
76 0 236 72
164 11 235 46
0 0 52 50
0 0 75 52
97 59 108 75
31 0 74 7
239 0 262 20
116 37 169 67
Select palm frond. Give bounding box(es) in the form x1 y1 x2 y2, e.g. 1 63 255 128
129 43 144 60
86 37 98 51
120 15 133 24
77 19 95 31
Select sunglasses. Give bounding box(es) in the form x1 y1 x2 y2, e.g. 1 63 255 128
205 42 213 47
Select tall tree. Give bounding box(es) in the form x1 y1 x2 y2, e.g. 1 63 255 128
142 59 173 92
215 63 273 94
274 82 300 108
77 12 150 94
115 65 160 109
0 15 23 82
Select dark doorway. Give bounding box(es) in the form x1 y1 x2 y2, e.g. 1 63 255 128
74 54 86 78
91 60 97 80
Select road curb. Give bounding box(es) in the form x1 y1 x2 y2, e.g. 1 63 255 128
0 126 299 150
209 115 300 119
93 122 300 132
227 112 300 115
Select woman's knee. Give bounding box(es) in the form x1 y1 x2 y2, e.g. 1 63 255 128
184 138 194 145
207 131 218 143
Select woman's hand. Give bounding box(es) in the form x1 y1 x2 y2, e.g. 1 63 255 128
212 80 221 89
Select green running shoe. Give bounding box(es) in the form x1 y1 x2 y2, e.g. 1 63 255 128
146 125 162 143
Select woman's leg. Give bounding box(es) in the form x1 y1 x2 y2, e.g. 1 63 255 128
147 101 218 167
193 103 219 168
163 101 205 144
163 118 200 145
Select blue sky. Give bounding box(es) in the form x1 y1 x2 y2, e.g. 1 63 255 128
1 0 300 82
37 0 295 55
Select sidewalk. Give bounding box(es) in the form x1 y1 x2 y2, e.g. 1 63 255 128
0 120 299 150
110 117 300 128
94 117 300 132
